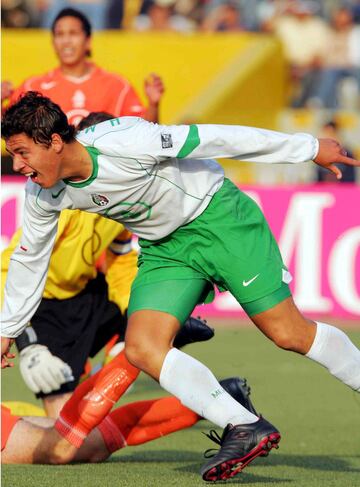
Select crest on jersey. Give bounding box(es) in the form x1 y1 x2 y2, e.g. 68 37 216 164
91 194 109 206
161 133 173 149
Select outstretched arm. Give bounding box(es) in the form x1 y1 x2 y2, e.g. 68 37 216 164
150 123 359 173
1 183 59 339
127 121 320 164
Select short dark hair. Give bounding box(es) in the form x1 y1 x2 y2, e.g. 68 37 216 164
1 91 76 147
77 112 114 131
51 8 92 37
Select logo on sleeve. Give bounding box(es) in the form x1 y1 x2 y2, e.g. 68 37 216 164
161 133 173 149
91 194 109 206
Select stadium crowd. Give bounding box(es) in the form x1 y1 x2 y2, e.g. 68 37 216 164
2 1 360 110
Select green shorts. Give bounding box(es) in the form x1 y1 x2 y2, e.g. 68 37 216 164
128 178 291 323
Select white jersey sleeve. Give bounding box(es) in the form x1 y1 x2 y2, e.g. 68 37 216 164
137 121 319 163
128 121 319 164
1 181 60 338
188 124 319 164
78 117 319 165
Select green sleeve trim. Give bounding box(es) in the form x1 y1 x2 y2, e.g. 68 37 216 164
176 125 200 159
64 146 99 188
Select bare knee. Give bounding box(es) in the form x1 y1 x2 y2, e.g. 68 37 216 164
270 328 299 351
125 341 154 370
125 310 181 379
251 298 316 354
266 318 316 353
125 338 170 378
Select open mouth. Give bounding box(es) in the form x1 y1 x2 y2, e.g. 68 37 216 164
24 171 38 180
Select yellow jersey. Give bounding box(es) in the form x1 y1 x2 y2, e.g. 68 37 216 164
1 210 138 314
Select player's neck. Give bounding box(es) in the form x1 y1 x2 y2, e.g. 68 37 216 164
60 140 93 182
60 60 93 79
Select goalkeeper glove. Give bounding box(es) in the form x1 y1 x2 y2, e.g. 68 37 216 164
19 344 74 394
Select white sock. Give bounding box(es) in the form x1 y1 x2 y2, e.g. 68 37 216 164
159 348 258 428
306 322 360 391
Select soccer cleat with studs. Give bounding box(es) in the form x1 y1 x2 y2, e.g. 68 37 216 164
219 377 258 415
173 316 214 349
200 417 281 482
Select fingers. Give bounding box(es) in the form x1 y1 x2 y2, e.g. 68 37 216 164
315 138 360 178
1 353 15 369
338 154 360 166
145 73 164 89
38 368 61 394
328 164 342 180
52 357 74 384
1 338 15 368
25 371 41 393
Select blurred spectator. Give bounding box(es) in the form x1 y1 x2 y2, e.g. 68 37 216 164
310 7 360 108
351 0 360 23
256 0 288 32
201 1 245 32
1 0 40 27
134 0 196 31
270 1 330 107
316 119 356 182
39 0 110 30
4 8 164 125
106 0 124 29
203 0 261 31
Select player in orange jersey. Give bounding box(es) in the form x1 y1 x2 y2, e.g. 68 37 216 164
6 8 164 126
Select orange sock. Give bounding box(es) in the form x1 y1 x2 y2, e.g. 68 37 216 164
97 397 200 453
55 351 139 447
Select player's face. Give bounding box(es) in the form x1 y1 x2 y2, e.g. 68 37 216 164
6 133 63 189
52 16 91 67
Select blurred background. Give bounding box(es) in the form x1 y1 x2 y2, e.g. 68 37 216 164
1 9 359 486
2 0 360 320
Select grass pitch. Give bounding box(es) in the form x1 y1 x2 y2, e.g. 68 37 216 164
2 326 360 487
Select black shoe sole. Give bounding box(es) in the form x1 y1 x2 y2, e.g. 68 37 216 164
203 432 281 482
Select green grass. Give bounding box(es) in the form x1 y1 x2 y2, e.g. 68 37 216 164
2 326 360 487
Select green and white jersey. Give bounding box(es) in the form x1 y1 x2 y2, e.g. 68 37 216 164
1 117 318 337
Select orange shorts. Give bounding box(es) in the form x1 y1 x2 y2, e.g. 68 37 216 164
1 405 20 451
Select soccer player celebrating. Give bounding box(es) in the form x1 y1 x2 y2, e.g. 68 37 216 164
2 92 360 481
5 8 164 125
1 111 213 418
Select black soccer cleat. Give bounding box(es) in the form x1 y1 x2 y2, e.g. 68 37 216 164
173 316 214 349
219 377 258 416
200 417 281 482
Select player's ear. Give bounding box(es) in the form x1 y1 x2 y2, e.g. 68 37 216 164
85 36 92 57
51 133 64 153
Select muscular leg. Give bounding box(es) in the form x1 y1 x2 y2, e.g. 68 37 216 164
125 310 180 379
250 296 316 353
2 416 110 464
125 310 259 428
251 296 360 391
2 397 199 465
2 418 77 464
